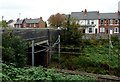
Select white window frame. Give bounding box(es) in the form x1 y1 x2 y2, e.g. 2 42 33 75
34 23 36 28
24 24 25 28
101 20 104 25
110 19 112 25
30 24 31 28
114 27 119 33
115 20 118 25
91 20 94 25
106 19 109 25
100 27 105 33
89 27 92 33
19 24 20 28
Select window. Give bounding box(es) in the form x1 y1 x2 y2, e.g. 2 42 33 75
100 27 105 33
106 20 109 25
24 24 25 28
101 20 104 25
115 20 118 24
106 27 109 34
79 20 81 24
16 25 18 28
87 20 90 24
30 24 31 27
114 27 119 33
19 24 20 28
110 19 112 24
89 28 92 33
34 23 36 28
91 20 94 24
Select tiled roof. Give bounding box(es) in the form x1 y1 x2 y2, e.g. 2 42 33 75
71 11 99 20
15 20 23 24
15 18 40 24
99 13 118 19
25 18 40 24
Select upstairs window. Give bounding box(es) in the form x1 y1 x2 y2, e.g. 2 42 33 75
101 20 104 25
24 24 25 28
100 27 105 33
106 20 109 25
30 24 31 28
110 19 112 24
34 23 36 28
91 20 94 24
19 24 20 28
87 20 90 24
115 20 118 24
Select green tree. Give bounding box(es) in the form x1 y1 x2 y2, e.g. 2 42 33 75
48 13 65 28
2 20 8 27
61 15 83 46
2 30 27 67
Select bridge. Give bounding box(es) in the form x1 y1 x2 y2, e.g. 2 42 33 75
1 28 60 67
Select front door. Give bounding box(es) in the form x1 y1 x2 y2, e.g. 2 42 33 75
110 28 113 34
95 28 97 34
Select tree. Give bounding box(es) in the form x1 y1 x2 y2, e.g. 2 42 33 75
48 13 65 28
61 15 83 46
45 21 47 28
2 20 8 27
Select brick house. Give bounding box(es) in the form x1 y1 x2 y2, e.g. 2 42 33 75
14 17 45 28
99 13 119 34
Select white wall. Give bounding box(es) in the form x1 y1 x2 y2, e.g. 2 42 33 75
78 20 99 34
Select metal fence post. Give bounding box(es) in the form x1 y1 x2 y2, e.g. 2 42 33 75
32 40 34 66
109 34 111 74
58 35 60 63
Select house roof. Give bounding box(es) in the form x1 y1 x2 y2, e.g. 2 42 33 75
25 18 40 24
15 20 23 24
15 18 40 24
99 13 118 19
71 11 99 20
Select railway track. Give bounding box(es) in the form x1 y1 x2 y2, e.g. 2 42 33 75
43 68 120 81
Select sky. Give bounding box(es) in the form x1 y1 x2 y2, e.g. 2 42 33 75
0 0 120 22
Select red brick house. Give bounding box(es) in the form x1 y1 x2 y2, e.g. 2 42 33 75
99 13 119 34
14 17 45 28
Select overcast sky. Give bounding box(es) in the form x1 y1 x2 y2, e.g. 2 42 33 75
0 0 120 22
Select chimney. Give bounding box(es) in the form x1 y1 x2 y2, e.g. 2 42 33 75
82 10 83 12
30 18 31 19
98 10 99 16
17 18 19 22
40 17 43 21
84 9 87 15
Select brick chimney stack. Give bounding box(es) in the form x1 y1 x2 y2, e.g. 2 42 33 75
98 10 99 16
17 18 19 22
84 9 87 15
40 17 43 21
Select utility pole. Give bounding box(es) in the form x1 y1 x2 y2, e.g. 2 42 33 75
32 40 34 66
2 16 4 28
109 34 111 74
19 13 21 19
58 35 60 64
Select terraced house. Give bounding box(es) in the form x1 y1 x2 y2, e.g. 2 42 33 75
71 9 120 35
14 17 45 28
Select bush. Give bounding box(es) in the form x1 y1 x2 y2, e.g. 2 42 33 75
2 30 27 67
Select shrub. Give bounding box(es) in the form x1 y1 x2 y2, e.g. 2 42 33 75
2 30 27 67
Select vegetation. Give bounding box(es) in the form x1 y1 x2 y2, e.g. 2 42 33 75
2 63 97 80
48 13 65 28
51 35 120 76
1 20 8 27
2 30 27 67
